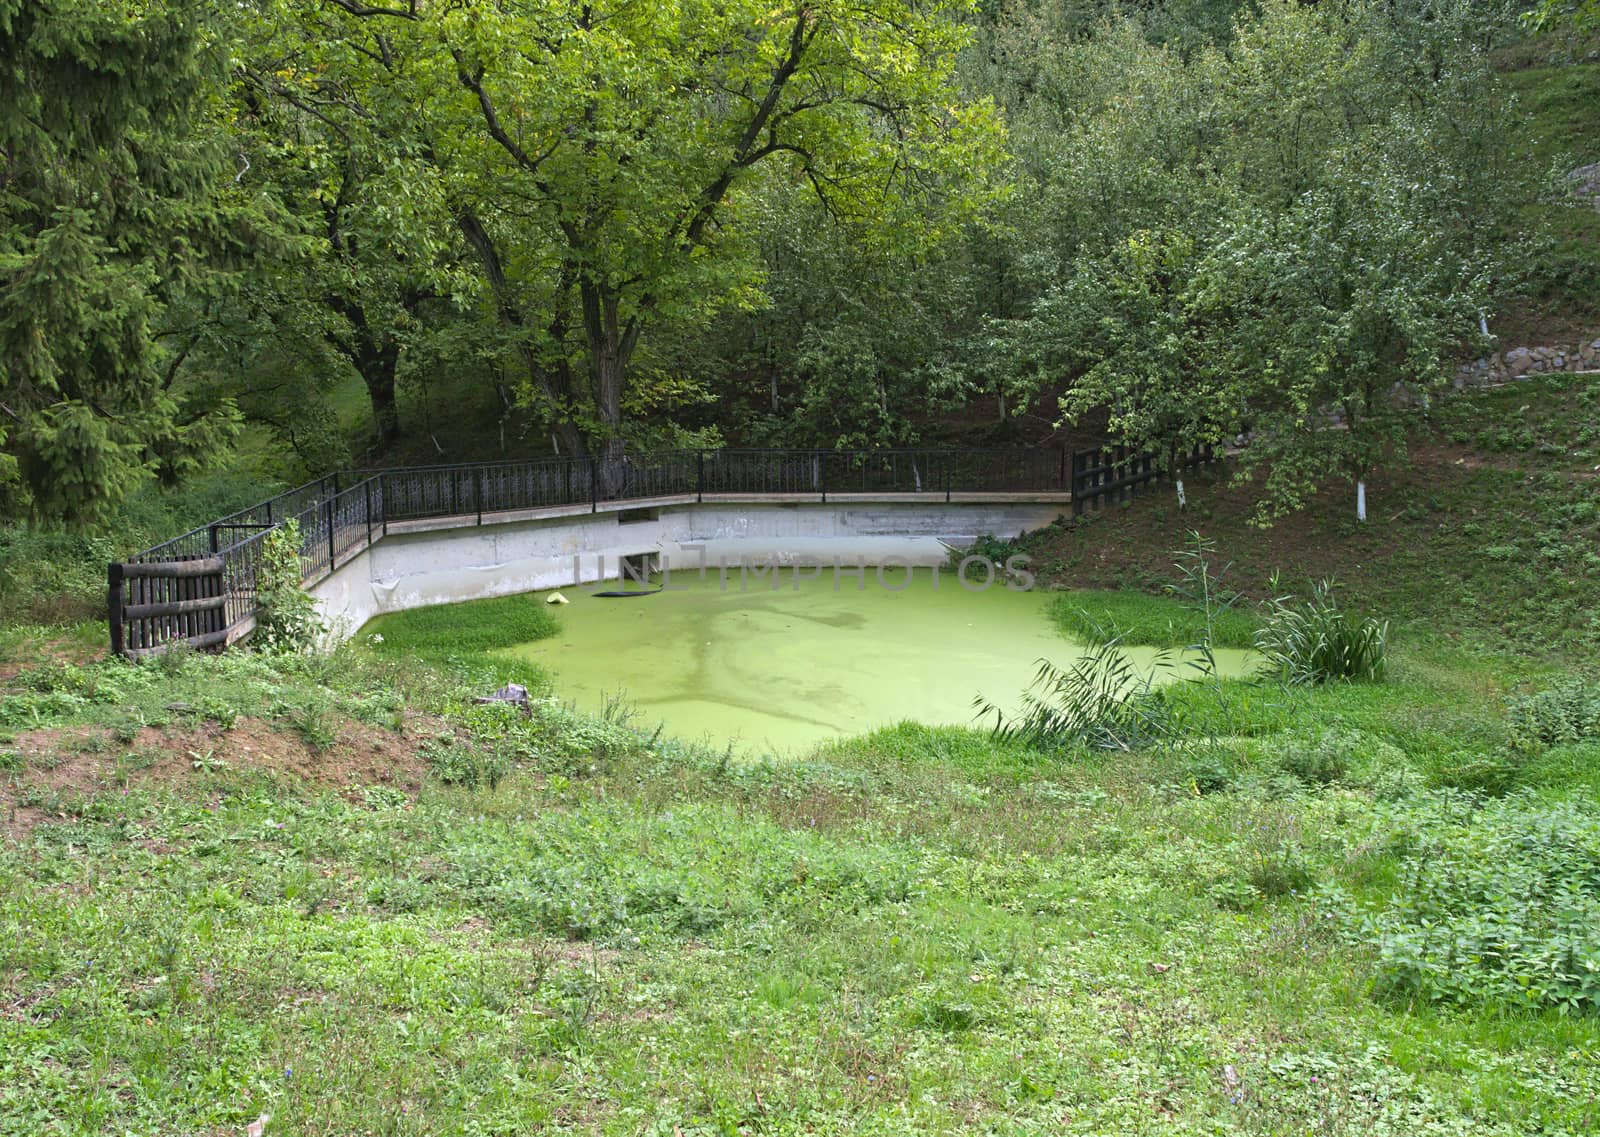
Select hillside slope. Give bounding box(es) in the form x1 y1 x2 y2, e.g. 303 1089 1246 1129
1025 372 1600 655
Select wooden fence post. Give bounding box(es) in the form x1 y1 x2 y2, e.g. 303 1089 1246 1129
107 563 125 657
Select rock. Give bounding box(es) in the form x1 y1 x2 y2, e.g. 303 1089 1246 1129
1568 162 1600 210
474 683 532 713
1506 347 1534 376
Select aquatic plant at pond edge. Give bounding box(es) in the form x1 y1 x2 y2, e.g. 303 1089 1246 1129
1254 576 1387 685
973 640 1184 751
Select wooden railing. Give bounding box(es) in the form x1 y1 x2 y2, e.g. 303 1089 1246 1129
108 443 1211 658
1070 443 1219 515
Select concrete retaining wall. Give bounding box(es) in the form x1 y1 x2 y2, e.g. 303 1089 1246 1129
311 499 1066 641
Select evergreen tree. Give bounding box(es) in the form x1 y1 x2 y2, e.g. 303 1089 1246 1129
0 0 245 523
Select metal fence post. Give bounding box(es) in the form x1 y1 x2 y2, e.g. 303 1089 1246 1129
365 478 374 548
590 459 598 514
474 467 483 525
696 450 704 503
325 496 336 573
380 473 388 537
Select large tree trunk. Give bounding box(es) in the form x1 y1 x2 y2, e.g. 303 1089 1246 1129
457 209 589 459
352 336 402 451
582 280 643 498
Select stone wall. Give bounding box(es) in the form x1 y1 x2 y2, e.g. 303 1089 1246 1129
1453 337 1600 390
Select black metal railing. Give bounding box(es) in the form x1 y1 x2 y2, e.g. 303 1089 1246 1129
112 443 1212 658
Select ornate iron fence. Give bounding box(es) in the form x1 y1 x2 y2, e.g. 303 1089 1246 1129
107 445 1118 658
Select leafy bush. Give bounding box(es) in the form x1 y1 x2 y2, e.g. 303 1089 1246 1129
254 521 324 653
1274 728 1407 788
425 737 511 790
0 527 118 623
1425 748 1529 796
1368 797 1600 1014
1254 577 1387 685
1507 678 1600 748
0 472 275 625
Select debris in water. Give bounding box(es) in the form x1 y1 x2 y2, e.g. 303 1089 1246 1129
546 591 569 605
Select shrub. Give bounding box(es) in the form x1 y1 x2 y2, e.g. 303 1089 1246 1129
975 641 1179 752
1507 678 1600 749
254 521 324 653
1277 734 1351 785
1368 797 1600 1014
1254 577 1387 685
424 737 511 790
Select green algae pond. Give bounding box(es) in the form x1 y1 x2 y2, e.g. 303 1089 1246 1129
498 569 1252 755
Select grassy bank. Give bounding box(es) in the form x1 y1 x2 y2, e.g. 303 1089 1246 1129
1023 372 1600 659
4 611 1600 1132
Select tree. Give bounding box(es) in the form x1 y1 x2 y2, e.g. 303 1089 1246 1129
1522 0 1600 31
1049 228 1240 507
227 13 470 453
0 0 247 523
986 0 1522 522
305 0 1003 481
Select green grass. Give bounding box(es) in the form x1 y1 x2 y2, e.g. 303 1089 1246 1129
3 642 1600 1133
363 594 561 658
1501 62 1600 169
1048 588 1257 649
1498 59 1600 326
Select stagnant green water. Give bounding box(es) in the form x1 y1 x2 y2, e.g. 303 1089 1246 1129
501 570 1251 755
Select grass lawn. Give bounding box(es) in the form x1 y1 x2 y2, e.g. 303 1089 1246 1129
3 606 1600 1133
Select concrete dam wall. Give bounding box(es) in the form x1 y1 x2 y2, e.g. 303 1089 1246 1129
310 497 1068 641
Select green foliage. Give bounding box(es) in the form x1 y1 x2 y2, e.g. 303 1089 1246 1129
1522 0 1600 33
0 0 250 522
5 609 1600 1131
253 521 323 654
1049 590 1257 650
1255 578 1389 685
1369 796 1600 1013
975 641 1181 752
424 736 511 791
991 0 1525 523
1507 678 1600 747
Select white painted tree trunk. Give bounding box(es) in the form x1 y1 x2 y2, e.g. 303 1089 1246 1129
1176 478 1187 510
1356 480 1367 523
1479 311 1490 338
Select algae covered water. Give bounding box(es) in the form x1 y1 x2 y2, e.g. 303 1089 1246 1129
502 568 1250 755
